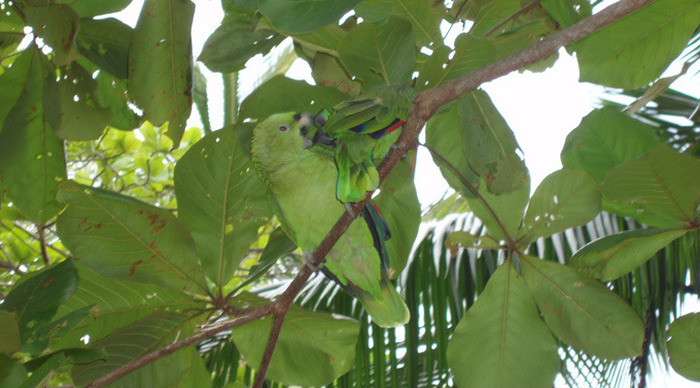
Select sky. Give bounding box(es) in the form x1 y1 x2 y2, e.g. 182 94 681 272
110 1 700 386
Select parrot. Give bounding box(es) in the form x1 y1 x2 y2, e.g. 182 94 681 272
251 112 410 328
311 84 415 203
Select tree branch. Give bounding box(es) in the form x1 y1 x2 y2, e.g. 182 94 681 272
85 1 659 386
84 306 272 388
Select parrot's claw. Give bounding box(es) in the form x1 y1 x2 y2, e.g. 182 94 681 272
345 203 357 218
303 251 319 272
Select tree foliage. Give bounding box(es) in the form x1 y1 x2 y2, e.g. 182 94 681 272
0 0 699 387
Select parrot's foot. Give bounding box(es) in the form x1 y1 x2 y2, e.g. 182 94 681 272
345 203 357 218
303 251 319 272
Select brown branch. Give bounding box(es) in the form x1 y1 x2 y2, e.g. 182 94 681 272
85 1 658 386
84 306 272 388
37 224 50 265
252 308 287 388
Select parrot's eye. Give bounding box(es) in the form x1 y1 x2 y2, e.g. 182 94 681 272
278 125 290 133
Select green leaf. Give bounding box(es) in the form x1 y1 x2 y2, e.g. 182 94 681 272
337 16 415 88
447 262 558 388
355 0 443 46
571 228 687 281
0 46 31 130
456 0 521 37
71 311 211 388
469 178 530 242
55 63 112 140
374 151 421 275
0 49 66 223
56 181 208 293
24 3 80 66
573 0 700 88
521 255 644 359
51 264 202 350
0 313 20 355
310 52 362 95
128 0 194 148
666 313 700 382
0 354 27 388
239 75 348 121
519 169 600 242
199 7 284 73
457 90 529 194
175 129 270 287
541 0 591 28
76 18 131 80
94 68 141 131
231 294 359 387
56 0 132 17
561 108 659 182
0 260 77 353
445 231 501 250
258 0 361 34
601 144 700 228
426 92 530 241
292 24 347 58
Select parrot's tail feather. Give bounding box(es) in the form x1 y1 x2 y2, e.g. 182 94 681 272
356 282 410 328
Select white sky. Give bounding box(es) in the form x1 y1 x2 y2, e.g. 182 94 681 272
110 2 700 387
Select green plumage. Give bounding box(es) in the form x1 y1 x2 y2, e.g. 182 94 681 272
316 84 415 203
251 112 410 328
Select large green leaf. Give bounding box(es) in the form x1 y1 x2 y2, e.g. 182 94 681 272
174 129 270 287
447 262 558 388
71 311 211 388
455 0 521 37
76 18 131 80
426 92 530 241
128 0 194 148
571 228 688 281
24 3 80 66
518 169 600 242
374 151 421 275
337 16 415 88
0 49 66 223
666 313 700 382
198 7 284 73
573 0 700 88
56 181 208 293
231 294 359 386
309 52 362 95
51 263 202 350
0 260 78 352
521 255 644 359
456 90 528 194
0 45 31 129
355 0 443 46
0 354 27 388
239 75 348 121
0 313 20 356
560 108 659 182
55 63 112 140
601 144 700 228
57 0 132 17
258 0 360 34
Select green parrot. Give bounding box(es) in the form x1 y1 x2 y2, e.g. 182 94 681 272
251 112 410 328
313 84 415 203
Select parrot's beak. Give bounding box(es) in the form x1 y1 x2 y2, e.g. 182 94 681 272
296 113 315 149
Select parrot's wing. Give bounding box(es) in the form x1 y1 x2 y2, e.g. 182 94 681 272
313 85 414 203
266 192 296 244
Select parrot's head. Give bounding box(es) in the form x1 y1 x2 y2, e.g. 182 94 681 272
251 112 315 172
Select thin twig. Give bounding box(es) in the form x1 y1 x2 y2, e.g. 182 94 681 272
252 310 287 388
84 306 272 388
37 224 50 265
